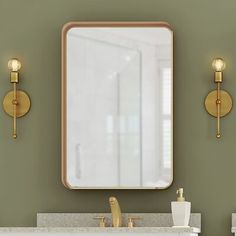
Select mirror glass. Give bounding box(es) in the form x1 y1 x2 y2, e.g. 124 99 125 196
62 22 173 189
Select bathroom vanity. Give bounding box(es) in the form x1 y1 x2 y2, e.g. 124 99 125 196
0 213 201 235
0 227 200 235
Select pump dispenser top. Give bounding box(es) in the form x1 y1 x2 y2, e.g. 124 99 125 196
171 187 191 227
176 188 185 202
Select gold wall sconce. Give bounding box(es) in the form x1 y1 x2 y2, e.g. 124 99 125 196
205 58 233 138
3 58 31 138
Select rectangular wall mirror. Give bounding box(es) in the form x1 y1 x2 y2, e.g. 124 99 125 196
62 22 173 189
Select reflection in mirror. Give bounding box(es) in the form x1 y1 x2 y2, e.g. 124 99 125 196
62 23 173 189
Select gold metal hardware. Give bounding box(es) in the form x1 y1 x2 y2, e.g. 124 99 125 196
204 58 232 138
93 216 106 227
176 188 185 202
3 58 31 138
10 71 19 83
109 196 122 227
127 216 142 228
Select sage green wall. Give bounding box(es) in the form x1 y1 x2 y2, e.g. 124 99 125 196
0 0 235 236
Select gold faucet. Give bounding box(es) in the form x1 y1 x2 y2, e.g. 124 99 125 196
109 196 122 227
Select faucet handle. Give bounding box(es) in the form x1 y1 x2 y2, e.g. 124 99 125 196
127 216 142 228
93 216 106 227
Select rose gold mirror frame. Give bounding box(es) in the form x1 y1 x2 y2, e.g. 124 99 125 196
61 21 173 189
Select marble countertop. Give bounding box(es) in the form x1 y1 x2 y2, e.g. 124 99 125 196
37 213 201 229
0 227 201 233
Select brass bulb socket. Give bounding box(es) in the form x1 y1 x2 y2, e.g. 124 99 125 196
10 71 19 83
214 71 223 83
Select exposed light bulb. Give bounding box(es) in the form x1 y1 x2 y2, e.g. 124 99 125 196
8 58 21 72
212 58 226 72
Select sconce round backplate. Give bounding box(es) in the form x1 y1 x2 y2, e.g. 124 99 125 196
3 90 31 118
205 90 233 117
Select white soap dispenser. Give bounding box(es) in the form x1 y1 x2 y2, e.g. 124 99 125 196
171 188 191 227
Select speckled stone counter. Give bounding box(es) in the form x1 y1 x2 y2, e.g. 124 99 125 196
0 226 200 233
37 213 201 229
0 213 201 234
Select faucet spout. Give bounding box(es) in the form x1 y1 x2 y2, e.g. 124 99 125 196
109 196 122 227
